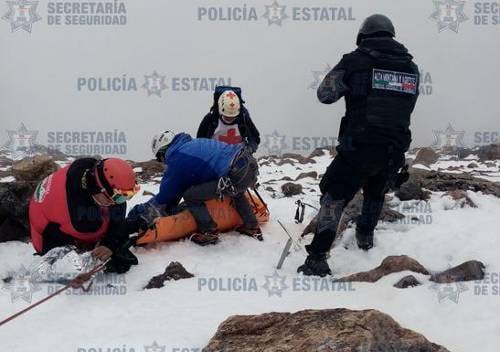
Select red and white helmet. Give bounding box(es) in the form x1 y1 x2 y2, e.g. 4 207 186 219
218 90 241 118
94 158 138 203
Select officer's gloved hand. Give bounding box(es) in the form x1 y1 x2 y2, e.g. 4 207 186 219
395 164 410 188
105 247 138 274
138 202 162 232
126 202 162 233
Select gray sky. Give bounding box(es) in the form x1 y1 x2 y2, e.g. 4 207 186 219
1 0 498 160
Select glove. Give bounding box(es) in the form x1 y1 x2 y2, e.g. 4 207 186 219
127 202 162 233
105 247 138 274
395 164 410 188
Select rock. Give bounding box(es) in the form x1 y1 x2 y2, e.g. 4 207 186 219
12 155 59 182
281 183 303 197
418 170 500 198
295 171 317 181
336 255 430 283
144 262 194 289
308 147 326 158
130 159 165 183
441 190 477 208
396 180 431 201
203 309 450 352
485 161 496 168
0 181 37 242
0 156 12 168
308 146 337 159
455 147 476 160
394 275 422 289
0 168 12 180
338 193 405 234
430 260 485 283
281 153 317 165
279 176 293 181
467 162 478 168
414 147 439 166
0 217 30 243
395 166 432 201
142 190 156 197
301 193 405 238
275 159 295 166
477 143 500 161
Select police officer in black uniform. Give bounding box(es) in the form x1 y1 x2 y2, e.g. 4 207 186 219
298 14 420 277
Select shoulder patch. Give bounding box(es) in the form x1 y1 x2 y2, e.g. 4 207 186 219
34 174 53 203
372 69 418 95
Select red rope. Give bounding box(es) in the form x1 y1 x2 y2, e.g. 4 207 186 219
0 261 108 327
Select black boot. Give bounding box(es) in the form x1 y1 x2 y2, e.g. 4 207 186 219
297 252 332 277
235 225 263 241
189 231 220 246
356 196 383 251
356 227 374 251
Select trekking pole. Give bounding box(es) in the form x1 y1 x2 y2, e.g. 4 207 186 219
252 185 270 213
0 259 109 328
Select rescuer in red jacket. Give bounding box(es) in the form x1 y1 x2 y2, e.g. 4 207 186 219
29 158 140 273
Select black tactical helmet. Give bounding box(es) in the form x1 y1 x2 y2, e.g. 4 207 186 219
356 14 396 45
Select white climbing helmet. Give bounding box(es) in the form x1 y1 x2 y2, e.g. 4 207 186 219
218 90 241 118
151 130 176 157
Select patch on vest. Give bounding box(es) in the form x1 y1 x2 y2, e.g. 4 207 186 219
34 174 53 203
372 69 417 95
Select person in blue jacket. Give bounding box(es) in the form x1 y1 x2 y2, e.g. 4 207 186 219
127 131 262 245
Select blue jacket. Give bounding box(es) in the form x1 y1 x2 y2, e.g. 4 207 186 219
152 133 242 208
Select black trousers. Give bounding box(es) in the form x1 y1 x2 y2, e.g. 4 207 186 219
183 148 259 232
308 146 404 254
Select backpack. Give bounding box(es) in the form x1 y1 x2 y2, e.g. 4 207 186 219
211 86 246 114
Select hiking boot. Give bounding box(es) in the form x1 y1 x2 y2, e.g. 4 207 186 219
356 228 374 251
297 252 332 277
189 232 220 246
235 225 263 241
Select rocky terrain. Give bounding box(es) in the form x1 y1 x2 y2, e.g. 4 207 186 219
1 143 500 351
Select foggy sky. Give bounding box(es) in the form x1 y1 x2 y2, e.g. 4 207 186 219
1 0 498 161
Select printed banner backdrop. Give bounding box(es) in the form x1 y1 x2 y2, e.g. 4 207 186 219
0 0 498 160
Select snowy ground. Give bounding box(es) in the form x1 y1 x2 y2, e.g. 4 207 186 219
1 154 500 352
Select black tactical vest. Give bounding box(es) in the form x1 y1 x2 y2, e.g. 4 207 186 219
340 40 419 152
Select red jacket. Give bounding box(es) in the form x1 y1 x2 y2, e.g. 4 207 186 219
29 162 113 253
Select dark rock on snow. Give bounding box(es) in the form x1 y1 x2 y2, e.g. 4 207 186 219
394 275 422 289
130 159 165 183
396 178 431 201
281 182 303 197
430 260 485 284
335 255 430 283
308 146 337 159
301 192 405 239
0 181 38 243
203 309 450 352
477 143 500 161
144 262 194 289
441 189 477 208
419 170 500 198
295 171 318 181
0 155 60 243
281 153 317 165
397 166 500 200
12 155 59 182
413 147 439 166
